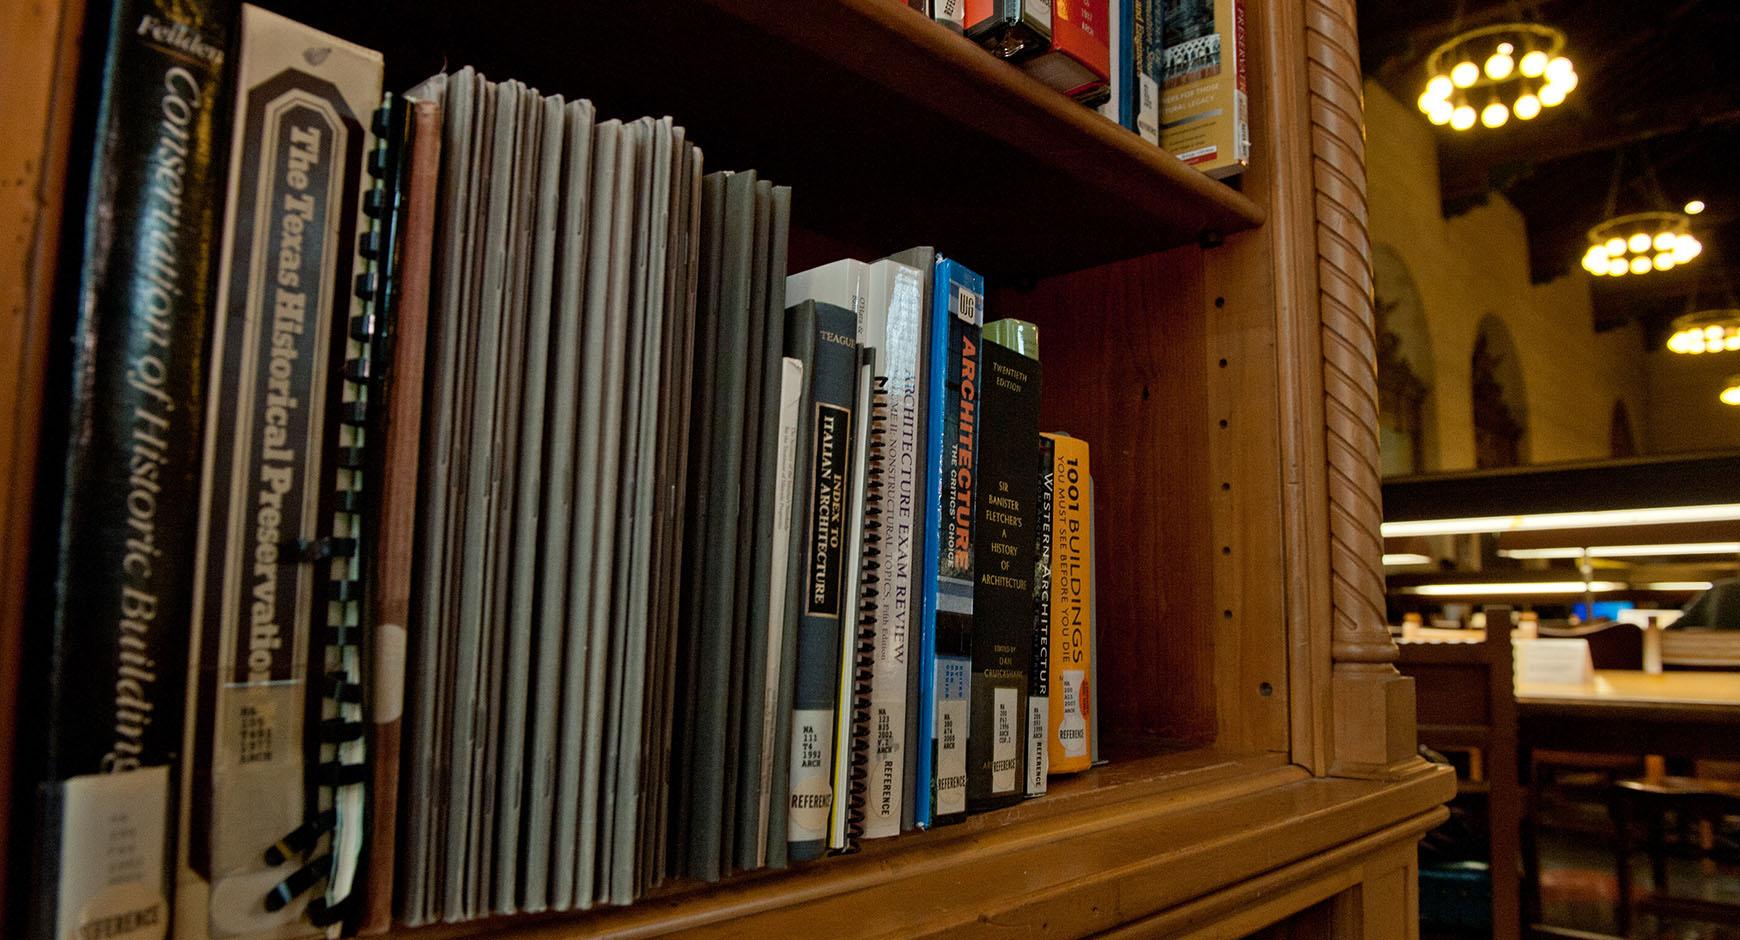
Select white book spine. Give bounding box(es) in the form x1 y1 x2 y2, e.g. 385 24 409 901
861 260 923 838
757 357 804 862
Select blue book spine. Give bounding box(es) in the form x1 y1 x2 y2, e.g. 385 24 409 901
1119 0 1138 129
916 257 984 828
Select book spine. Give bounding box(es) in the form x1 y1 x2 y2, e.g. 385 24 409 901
28 0 231 934
785 301 859 862
760 356 803 862
188 7 382 933
847 381 890 845
829 347 876 852
360 92 440 936
965 0 1053 60
1045 433 1094 774
1135 0 1160 144
968 340 1040 810
931 0 967 32
1026 435 1053 797
861 260 924 839
921 259 983 827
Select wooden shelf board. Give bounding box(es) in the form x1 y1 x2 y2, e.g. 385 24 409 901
386 753 1454 939
270 0 1263 282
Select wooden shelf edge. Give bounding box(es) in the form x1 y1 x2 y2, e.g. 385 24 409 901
390 757 1453 939
704 0 1267 243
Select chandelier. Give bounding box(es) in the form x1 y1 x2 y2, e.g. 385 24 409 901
1582 211 1702 277
1417 23 1577 131
1666 310 1740 355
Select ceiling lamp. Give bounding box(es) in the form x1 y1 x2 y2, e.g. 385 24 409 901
1418 23 1576 132
1582 211 1699 278
1666 309 1740 354
1723 375 1740 407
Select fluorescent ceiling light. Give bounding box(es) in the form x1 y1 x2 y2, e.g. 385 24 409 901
1642 581 1712 592
1381 504 1740 538
1383 553 1433 566
1398 581 1628 597
1499 541 1740 560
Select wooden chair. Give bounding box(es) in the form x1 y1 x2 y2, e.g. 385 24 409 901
1397 605 1521 940
1608 776 1740 934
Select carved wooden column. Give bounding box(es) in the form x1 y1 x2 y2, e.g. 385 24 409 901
1304 0 1422 778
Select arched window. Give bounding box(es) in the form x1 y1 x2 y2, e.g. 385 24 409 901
1373 245 1435 476
1610 400 1637 458
1471 316 1526 469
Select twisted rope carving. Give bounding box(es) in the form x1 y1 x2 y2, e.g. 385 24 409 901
1305 0 1397 666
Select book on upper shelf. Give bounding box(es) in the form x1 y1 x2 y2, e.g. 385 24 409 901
1157 0 1250 178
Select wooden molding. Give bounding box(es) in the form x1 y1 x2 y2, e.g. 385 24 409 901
1300 0 1424 778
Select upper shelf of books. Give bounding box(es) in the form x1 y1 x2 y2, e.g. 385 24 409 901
285 0 1266 281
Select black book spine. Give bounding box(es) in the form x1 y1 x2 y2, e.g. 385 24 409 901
1027 434 1054 797
785 300 859 862
968 341 1041 811
24 0 230 935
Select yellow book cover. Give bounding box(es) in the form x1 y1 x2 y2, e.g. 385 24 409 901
1158 0 1249 179
1044 433 1094 774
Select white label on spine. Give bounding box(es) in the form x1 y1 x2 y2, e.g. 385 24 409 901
1059 669 1089 758
1025 0 1052 23
992 687 1019 793
788 708 834 843
1138 75 1161 145
935 0 965 27
1026 696 1049 795
55 767 170 940
935 655 970 816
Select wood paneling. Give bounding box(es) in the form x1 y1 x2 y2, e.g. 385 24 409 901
993 248 1217 744
0 0 85 924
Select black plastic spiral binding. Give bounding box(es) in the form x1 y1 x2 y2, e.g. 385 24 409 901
262 95 397 930
846 373 890 849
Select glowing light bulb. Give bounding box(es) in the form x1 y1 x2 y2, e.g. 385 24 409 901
1427 98 1455 125
1608 258 1630 276
1485 51 1515 80
1418 90 1439 113
1654 232 1677 252
1675 237 1703 262
1546 56 1574 82
1540 83 1567 107
1549 70 1578 94
1513 94 1542 120
1520 49 1549 77
1605 237 1626 255
1630 256 1652 275
1629 233 1652 254
1722 382 1740 407
1708 326 1725 345
1685 199 1706 215
1427 75 1453 99
1481 101 1509 127
1452 61 1480 87
1654 252 1675 271
1668 332 1691 353
1451 105 1477 130
1727 334 1740 352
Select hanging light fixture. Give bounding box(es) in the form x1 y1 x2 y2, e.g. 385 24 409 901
1581 148 1703 279
1583 211 1700 277
1418 23 1577 132
1666 309 1740 355
1663 244 1737 353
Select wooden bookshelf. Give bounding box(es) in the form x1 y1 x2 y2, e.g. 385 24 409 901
1 0 1455 936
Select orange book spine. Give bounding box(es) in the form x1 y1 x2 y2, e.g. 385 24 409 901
1044 433 1093 774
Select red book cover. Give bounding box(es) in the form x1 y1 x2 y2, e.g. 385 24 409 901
1055 0 1110 83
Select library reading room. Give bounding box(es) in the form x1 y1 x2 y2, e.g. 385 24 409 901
4 0 1738 938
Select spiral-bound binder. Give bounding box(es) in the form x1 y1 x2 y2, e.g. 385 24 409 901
846 380 891 847
181 9 384 937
